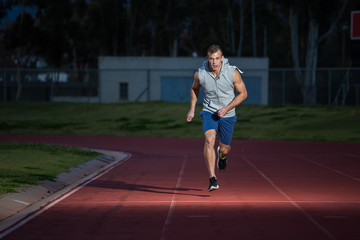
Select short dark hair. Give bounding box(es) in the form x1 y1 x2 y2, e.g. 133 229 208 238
207 44 223 56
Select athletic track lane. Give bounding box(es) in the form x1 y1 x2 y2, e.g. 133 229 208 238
0 135 360 240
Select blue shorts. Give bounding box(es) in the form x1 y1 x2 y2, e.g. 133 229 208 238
200 110 237 145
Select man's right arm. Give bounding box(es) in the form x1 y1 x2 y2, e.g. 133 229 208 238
187 72 201 122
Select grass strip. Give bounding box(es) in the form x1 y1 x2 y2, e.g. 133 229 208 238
0 142 100 196
0 102 359 142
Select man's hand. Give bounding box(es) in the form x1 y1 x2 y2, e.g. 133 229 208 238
217 106 228 118
187 110 195 122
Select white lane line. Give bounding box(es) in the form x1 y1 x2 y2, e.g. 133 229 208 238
11 199 29 205
0 153 132 240
342 153 360 158
294 154 360 182
160 154 187 240
242 156 336 240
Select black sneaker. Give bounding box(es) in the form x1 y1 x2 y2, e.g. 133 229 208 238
208 176 219 191
217 146 227 171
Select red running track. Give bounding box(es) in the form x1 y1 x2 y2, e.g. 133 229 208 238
1 135 360 240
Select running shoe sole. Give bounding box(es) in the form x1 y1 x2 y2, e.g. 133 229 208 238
208 185 219 191
208 177 219 191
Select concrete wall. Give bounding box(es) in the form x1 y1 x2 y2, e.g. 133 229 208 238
99 56 269 104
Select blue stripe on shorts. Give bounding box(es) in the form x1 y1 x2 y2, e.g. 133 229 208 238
200 110 237 145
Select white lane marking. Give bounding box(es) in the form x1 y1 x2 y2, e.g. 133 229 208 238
0 153 132 239
160 154 187 240
342 153 360 158
11 199 29 205
242 156 336 240
294 155 360 182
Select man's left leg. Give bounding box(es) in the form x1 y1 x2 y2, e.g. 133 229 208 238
217 142 230 171
219 142 231 158
217 115 236 171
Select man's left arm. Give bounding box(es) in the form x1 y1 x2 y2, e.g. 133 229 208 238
217 70 247 118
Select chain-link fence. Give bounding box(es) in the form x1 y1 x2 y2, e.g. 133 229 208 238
1 67 359 105
269 68 360 106
0 69 98 102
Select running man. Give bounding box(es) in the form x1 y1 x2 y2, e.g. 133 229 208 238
186 44 247 191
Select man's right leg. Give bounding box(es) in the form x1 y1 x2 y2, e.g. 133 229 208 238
204 129 217 178
200 111 219 191
204 129 219 191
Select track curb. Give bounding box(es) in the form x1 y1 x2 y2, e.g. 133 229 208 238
0 149 129 233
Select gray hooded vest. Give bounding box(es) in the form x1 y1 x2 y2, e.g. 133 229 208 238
198 58 243 118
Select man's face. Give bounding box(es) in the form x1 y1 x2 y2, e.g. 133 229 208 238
206 50 224 72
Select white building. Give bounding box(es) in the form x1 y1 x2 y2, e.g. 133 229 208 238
98 56 269 105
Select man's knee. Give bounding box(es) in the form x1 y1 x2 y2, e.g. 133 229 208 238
204 130 216 148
